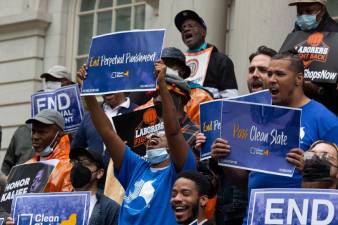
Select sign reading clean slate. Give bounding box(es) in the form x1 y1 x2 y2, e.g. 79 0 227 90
247 188 338 225
280 31 338 83
31 84 84 132
200 99 301 177
11 192 90 225
199 90 272 160
82 29 165 95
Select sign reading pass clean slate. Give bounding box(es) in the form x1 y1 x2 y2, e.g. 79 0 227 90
12 192 90 225
247 188 338 225
82 29 165 95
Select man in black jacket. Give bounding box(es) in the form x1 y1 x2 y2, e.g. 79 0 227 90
286 0 338 115
69 148 119 225
175 10 238 99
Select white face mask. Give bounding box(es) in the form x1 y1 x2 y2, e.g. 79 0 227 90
43 81 61 92
36 131 59 157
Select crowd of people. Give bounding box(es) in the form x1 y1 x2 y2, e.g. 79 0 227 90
1 0 338 225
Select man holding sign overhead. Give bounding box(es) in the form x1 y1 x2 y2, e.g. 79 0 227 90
78 58 196 225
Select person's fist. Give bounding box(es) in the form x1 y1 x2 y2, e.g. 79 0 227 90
76 64 88 85
211 138 231 160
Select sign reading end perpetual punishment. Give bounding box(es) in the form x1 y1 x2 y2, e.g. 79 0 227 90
82 29 165 95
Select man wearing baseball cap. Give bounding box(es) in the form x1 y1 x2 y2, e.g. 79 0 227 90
40 65 74 91
285 0 338 116
1 65 74 175
69 148 119 225
174 10 238 99
25 109 73 192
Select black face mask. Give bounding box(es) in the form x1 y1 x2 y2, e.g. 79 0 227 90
303 155 332 182
70 164 93 188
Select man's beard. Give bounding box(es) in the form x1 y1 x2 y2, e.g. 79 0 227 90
179 201 199 225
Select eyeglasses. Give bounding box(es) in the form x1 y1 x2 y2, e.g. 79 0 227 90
248 66 268 74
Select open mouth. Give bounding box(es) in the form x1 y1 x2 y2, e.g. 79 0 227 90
269 86 279 96
251 80 264 90
173 205 189 215
183 32 193 42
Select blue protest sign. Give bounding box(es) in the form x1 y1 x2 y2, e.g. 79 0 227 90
199 91 272 161
218 100 300 177
200 100 223 160
11 192 90 225
247 188 338 225
229 90 272 105
31 84 84 132
81 29 165 95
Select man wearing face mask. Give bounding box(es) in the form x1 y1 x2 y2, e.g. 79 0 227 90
25 109 73 192
285 0 338 115
302 140 338 189
1 65 74 175
78 60 196 225
69 148 119 225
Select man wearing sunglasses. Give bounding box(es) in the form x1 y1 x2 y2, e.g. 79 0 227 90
302 141 338 189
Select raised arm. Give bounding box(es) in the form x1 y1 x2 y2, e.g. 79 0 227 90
155 60 190 171
77 65 125 170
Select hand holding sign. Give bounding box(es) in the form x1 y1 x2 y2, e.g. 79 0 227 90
286 148 305 172
211 138 231 160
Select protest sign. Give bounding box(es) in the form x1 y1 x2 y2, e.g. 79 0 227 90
200 91 272 160
31 84 84 132
185 47 213 85
113 105 163 156
0 218 3 225
200 99 301 177
280 31 338 83
0 162 55 213
82 29 165 95
11 192 90 225
229 90 272 104
247 188 338 225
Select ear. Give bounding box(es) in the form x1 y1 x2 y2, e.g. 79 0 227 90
201 29 207 39
96 168 105 180
199 195 209 208
295 73 304 86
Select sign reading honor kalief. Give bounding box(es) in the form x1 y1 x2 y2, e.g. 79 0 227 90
0 162 55 213
113 105 163 156
280 31 338 83
82 29 165 95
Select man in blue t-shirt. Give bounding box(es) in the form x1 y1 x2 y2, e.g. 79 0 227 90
79 60 196 225
196 51 338 225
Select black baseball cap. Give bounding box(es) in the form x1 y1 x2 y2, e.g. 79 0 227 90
175 10 207 32
70 148 104 169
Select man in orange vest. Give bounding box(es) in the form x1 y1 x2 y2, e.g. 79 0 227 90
25 109 73 192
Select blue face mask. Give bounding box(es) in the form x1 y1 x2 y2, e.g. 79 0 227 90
296 14 319 31
144 148 169 165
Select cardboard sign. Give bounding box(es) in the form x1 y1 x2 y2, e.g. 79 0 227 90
247 188 338 225
280 31 338 83
0 162 55 213
200 100 301 177
11 192 90 225
185 47 213 85
31 84 84 132
82 29 165 95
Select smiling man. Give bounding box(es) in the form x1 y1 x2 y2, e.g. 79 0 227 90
171 171 213 225
79 60 196 225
